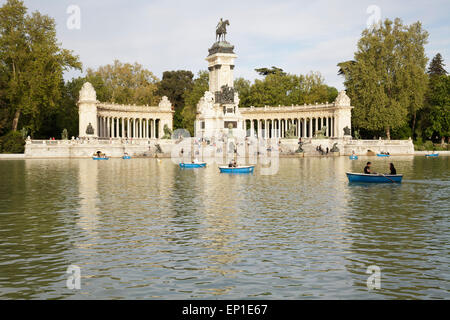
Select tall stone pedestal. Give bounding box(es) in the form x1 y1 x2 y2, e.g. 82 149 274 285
195 41 245 140
78 82 98 138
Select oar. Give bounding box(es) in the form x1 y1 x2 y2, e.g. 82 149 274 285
379 173 395 183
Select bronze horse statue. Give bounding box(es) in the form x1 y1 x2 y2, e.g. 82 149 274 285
216 19 230 42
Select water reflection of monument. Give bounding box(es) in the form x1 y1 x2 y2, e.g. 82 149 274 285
78 160 100 230
197 168 243 284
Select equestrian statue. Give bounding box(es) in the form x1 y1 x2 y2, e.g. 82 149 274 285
216 18 230 42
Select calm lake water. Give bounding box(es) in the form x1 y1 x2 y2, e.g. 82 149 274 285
0 157 448 300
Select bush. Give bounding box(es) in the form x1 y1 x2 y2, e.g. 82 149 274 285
414 139 449 151
0 131 26 154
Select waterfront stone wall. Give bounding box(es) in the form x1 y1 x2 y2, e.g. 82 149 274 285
25 139 176 158
24 138 415 158
279 138 414 156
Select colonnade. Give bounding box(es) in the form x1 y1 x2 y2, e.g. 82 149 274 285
245 116 337 139
97 116 160 139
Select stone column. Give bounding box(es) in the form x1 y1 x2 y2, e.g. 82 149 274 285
272 120 275 138
280 120 283 138
261 119 263 138
149 119 152 138
151 119 154 138
262 119 264 138
152 119 156 139
137 119 140 138
158 119 163 139
144 119 147 139
264 120 267 139
250 119 254 138
308 118 312 138
135 119 138 138
329 117 331 137
277 120 280 138
331 116 336 138
130 118 132 138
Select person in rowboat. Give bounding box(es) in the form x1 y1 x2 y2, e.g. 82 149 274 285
364 162 377 174
389 163 397 175
228 160 237 168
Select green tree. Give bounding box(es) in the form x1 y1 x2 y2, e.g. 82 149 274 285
86 60 160 106
255 66 286 76
243 71 333 108
181 71 209 135
338 18 429 139
428 53 447 77
0 130 25 153
0 0 81 135
326 86 339 103
157 70 194 130
419 74 450 144
234 77 252 108
57 77 86 138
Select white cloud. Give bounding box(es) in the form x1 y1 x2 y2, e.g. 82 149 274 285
7 0 450 90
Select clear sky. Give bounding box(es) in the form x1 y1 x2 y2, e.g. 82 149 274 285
4 0 449 90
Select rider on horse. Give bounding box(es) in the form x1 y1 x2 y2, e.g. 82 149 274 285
216 18 229 42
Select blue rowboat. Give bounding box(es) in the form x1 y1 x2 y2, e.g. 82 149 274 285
425 154 439 157
180 162 207 169
219 166 255 174
377 154 390 157
346 172 403 183
349 155 358 160
93 157 109 160
122 156 131 160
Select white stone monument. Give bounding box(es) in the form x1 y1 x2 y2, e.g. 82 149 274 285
78 82 98 138
334 90 353 138
195 20 246 140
